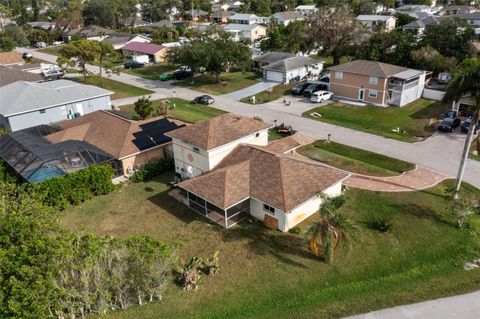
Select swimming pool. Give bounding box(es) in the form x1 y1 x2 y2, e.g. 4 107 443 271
24 166 66 183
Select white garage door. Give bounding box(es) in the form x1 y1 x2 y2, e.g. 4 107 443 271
266 70 285 83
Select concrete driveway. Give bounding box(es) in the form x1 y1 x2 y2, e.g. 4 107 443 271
222 80 278 101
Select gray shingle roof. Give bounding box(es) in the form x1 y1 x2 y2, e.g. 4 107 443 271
272 11 303 21
263 56 320 73
253 52 296 64
459 12 480 20
0 80 113 117
356 15 394 22
223 23 265 31
0 67 42 87
328 60 408 77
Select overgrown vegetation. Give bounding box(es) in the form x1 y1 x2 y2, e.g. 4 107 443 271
131 159 174 183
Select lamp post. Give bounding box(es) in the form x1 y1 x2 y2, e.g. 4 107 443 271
172 90 176 108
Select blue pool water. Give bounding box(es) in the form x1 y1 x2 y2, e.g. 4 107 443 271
25 166 66 183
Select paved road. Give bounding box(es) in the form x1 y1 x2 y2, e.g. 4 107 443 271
222 80 278 100
345 290 480 319
18 47 480 189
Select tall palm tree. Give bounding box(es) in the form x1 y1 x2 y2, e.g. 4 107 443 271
305 193 360 263
443 58 480 199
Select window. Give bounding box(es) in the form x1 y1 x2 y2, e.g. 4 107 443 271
369 76 378 85
369 90 378 98
335 71 343 79
39 109 46 114
192 147 200 153
255 132 260 137
263 204 275 214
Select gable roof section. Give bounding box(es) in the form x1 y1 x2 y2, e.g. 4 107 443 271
223 23 265 31
272 11 303 21
46 110 186 159
0 80 112 117
179 144 348 211
120 42 166 55
253 52 295 64
0 51 24 66
356 15 394 21
229 13 259 21
328 60 408 77
68 25 114 37
165 113 272 151
459 12 480 20
263 56 320 73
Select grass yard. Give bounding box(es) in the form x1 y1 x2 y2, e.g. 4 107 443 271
119 98 226 123
471 139 480 161
60 173 480 319
303 99 450 142
70 76 154 100
173 72 261 95
310 55 352 68
298 140 415 176
37 45 63 56
240 83 296 104
125 63 180 80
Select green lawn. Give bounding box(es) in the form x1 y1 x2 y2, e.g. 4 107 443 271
125 63 180 80
298 140 415 176
471 140 480 161
309 55 351 68
303 99 450 142
119 98 226 123
37 45 63 56
240 83 296 104
173 72 261 95
70 76 154 100
60 173 480 319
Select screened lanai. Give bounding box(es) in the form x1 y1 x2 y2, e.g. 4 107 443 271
0 130 116 183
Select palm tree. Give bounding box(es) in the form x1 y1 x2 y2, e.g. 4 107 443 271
443 58 480 199
305 193 360 263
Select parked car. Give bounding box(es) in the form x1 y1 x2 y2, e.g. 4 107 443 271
442 110 457 119
311 91 334 103
318 75 330 83
176 65 192 72
52 41 64 45
302 83 328 98
193 95 215 105
461 117 480 134
172 69 193 80
159 73 173 81
35 42 47 48
43 69 64 80
22 52 32 59
438 117 461 132
124 61 145 69
290 82 310 95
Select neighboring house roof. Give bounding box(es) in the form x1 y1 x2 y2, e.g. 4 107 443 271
212 10 236 19
165 113 272 151
0 51 24 66
328 60 408 77
27 21 55 29
223 23 265 31
120 42 166 55
356 15 394 21
403 16 441 29
46 110 186 159
120 17 150 26
263 56 320 73
147 20 185 29
0 80 113 117
179 141 348 211
296 5 316 10
186 9 209 16
272 11 303 21
253 52 296 64
102 32 133 45
443 5 475 13
67 25 114 37
459 12 480 20
229 13 259 20
0 66 42 87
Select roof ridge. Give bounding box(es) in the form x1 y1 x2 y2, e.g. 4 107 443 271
205 119 214 150
278 158 288 212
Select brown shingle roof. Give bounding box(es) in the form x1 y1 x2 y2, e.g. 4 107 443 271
179 144 348 211
46 110 186 159
0 67 42 87
165 113 272 151
0 52 24 66
328 59 408 78
264 133 315 154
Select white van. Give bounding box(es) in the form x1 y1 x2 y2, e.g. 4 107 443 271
311 91 333 103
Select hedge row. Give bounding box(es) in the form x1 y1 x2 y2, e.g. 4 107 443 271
130 159 174 183
36 164 116 210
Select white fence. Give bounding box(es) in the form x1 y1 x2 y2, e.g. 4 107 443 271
422 88 445 101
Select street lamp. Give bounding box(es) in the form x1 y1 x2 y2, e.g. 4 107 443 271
172 90 176 108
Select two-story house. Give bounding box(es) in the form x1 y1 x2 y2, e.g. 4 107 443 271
222 24 267 42
328 60 426 107
228 13 261 24
356 15 397 33
271 11 304 26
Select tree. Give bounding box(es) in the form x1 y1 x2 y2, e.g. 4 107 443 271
58 39 101 84
134 96 155 119
97 41 118 88
64 0 84 29
0 35 16 51
261 21 311 54
422 17 475 61
443 58 480 198
394 13 417 27
411 46 457 75
141 0 181 21
308 6 364 65
305 193 360 263
83 0 116 28
151 26 180 44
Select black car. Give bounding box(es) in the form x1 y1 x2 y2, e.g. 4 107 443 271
461 117 480 134
290 82 310 95
123 61 144 69
302 83 328 97
172 69 193 80
193 95 215 105
438 117 461 132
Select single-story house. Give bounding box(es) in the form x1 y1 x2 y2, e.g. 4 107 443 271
328 59 426 107
442 5 476 15
0 51 24 66
252 51 295 70
64 25 115 42
120 42 168 63
103 33 151 50
222 24 267 42
403 16 442 36
26 21 57 30
146 20 187 30
271 11 304 26
262 56 323 84
119 17 150 28
228 13 261 24
295 5 318 16
356 15 397 32
185 9 209 22
0 66 42 87
165 113 272 180
211 10 236 24
0 79 113 131
176 133 349 231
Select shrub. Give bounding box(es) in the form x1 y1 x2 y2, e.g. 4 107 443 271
179 257 203 291
0 159 18 184
134 96 154 119
288 226 302 234
130 158 174 183
365 216 394 233
203 251 220 276
36 163 116 210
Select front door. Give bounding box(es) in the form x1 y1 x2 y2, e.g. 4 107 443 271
264 214 278 230
358 89 365 101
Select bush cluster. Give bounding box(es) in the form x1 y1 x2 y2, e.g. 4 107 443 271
36 164 116 210
130 159 174 183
